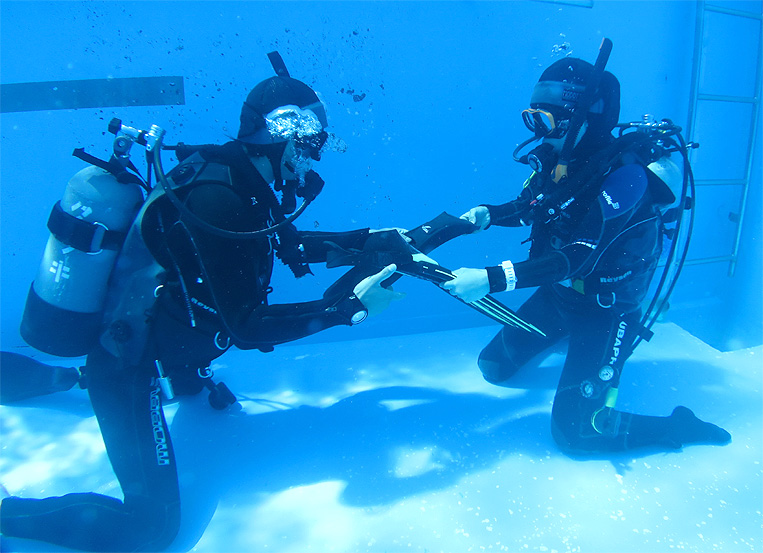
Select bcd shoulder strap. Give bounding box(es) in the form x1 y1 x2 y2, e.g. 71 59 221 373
173 141 311 277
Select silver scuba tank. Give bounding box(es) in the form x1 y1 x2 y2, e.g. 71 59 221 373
647 155 683 213
20 165 144 356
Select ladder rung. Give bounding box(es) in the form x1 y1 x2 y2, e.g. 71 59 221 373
698 93 758 103
656 255 733 269
705 4 763 20
695 179 748 186
684 255 734 266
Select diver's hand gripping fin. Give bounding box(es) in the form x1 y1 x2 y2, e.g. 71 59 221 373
323 212 545 336
394 262 545 336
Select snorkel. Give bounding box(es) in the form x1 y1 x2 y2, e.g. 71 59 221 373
552 38 613 183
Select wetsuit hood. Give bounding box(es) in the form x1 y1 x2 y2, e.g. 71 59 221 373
532 57 620 152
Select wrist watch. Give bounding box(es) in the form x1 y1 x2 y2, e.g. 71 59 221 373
501 260 517 292
348 295 368 324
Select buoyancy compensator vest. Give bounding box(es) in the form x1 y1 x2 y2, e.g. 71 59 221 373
520 119 685 231
100 140 312 362
97 144 255 362
21 148 147 357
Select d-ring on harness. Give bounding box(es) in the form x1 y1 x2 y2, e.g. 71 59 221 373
214 331 230 350
596 292 616 308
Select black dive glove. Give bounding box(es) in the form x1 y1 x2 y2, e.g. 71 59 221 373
663 406 731 448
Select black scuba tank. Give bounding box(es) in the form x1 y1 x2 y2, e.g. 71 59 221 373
20 165 145 357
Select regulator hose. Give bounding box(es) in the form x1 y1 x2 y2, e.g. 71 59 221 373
152 135 313 239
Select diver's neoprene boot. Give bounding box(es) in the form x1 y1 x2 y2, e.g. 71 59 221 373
0 351 82 404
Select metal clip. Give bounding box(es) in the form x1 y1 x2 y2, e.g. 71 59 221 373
155 360 175 400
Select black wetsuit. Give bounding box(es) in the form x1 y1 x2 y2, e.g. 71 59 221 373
478 149 729 454
1 142 372 551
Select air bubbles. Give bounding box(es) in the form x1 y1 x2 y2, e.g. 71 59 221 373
552 34 573 58
552 42 572 58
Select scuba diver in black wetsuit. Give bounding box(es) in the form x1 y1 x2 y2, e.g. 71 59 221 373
0 55 403 552
442 43 731 455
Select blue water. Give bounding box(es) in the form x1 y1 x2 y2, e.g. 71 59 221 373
1 1 761 552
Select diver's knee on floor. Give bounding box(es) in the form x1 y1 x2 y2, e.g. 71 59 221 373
477 333 522 384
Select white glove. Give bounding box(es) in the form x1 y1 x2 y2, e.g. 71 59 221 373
439 267 489 303
353 264 406 316
460 206 491 232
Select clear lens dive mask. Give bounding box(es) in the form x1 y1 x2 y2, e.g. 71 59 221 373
521 107 572 139
266 104 323 140
265 104 346 161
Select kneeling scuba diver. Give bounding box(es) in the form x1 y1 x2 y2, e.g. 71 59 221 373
437 39 730 453
7 52 403 410
1 52 424 553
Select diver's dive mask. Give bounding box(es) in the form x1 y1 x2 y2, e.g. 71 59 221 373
264 104 329 160
522 107 572 140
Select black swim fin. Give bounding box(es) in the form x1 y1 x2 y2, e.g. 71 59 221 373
0 351 82 404
404 212 478 254
325 229 413 270
323 212 545 336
